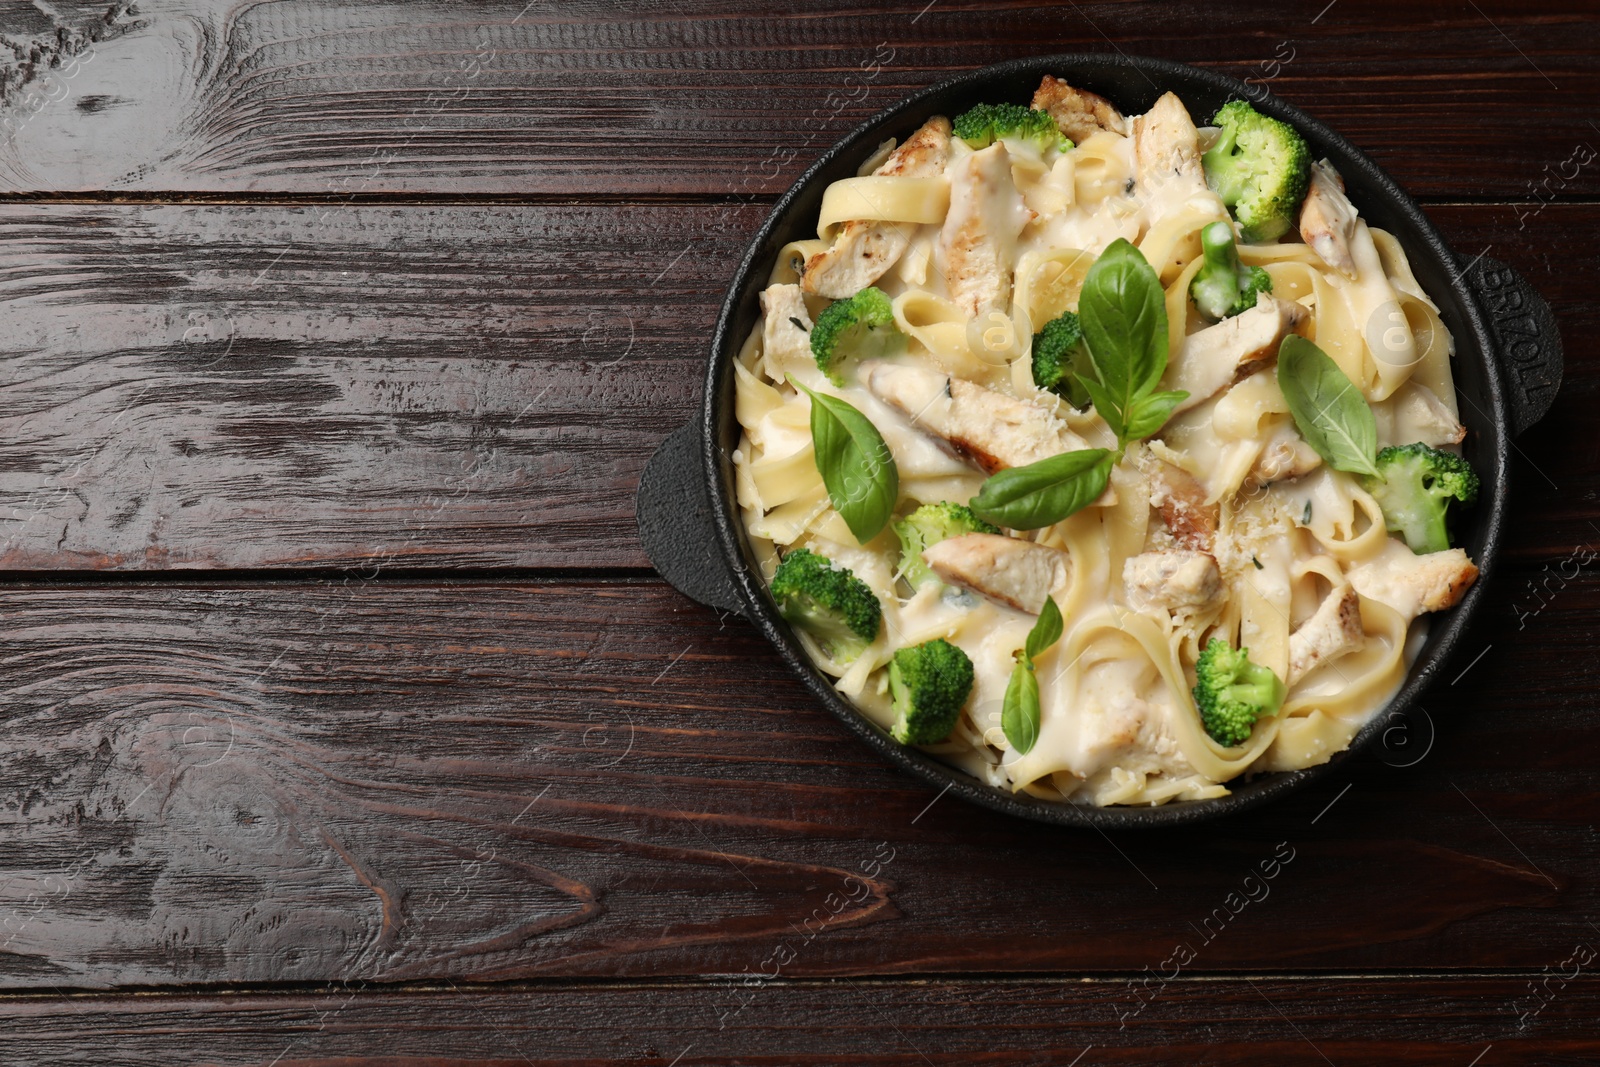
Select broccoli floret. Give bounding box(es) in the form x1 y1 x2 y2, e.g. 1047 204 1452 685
771 547 882 664
1201 100 1311 243
1191 639 1286 747
889 638 975 744
894 502 999 590
952 102 1072 153
809 287 906 385
1363 443 1480 555
1031 310 1095 408
1190 220 1274 320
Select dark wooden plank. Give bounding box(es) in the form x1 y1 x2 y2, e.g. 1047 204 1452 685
0 0 1596 198
0 574 1591 988
1425 204 1600 565
0 977 1597 1065
0 200 761 570
0 200 1588 572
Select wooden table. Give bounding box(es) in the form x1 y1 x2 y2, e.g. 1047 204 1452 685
0 1 1594 1063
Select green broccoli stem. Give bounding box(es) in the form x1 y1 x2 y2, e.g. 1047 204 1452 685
1201 220 1243 275
1191 221 1244 320
1225 677 1281 710
1189 220 1272 320
1395 506 1451 556
1204 126 1247 201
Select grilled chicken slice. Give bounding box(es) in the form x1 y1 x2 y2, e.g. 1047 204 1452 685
922 533 1070 615
1391 382 1467 447
1348 541 1478 620
864 361 1116 507
864 361 1092 473
938 142 1034 318
1123 550 1222 613
874 116 952 178
1133 91 1207 197
759 283 814 378
1298 159 1359 280
801 116 952 299
1248 420 1322 488
1149 461 1218 553
1170 293 1308 413
1286 585 1364 685
1031 75 1128 142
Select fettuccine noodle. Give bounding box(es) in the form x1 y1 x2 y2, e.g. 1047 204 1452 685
731 83 1477 806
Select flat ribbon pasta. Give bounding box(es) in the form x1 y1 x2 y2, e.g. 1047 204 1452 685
1068 130 1132 206
1260 596 1407 772
730 92 1468 808
1139 207 1223 287
768 238 831 286
1014 247 1095 325
892 289 971 366
815 176 950 241
1011 609 1282 794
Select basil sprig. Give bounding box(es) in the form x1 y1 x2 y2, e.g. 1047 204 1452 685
1002 596 1063 755
970 240 1186 530
1076 238 1188 451
970 448 1114 530
1025 592 1064 659
1275 335 1379 477
792 380 899 543
1002 664 1040 755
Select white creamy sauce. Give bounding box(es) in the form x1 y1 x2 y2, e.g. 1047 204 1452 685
737 91 1473 806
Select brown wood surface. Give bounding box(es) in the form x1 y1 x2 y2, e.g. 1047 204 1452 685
0 0 1594 1060
0 574 1590 988
0 978 1596 1065
0 201 1585 572
0 0 1594 200
0 200 760 570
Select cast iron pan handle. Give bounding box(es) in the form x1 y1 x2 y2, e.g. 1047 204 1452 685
637 421 746 616
1460 255 1563 437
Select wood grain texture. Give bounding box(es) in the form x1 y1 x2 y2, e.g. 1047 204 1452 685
0 200 1585 572
0 0 1594 198
0 574 1590 988
0 200 761 569
0 195 1580 572
0 0 1594 1051
0 977 1597 1066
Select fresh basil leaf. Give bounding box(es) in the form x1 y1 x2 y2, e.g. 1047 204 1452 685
1025 595 1064 661
969 449 1113 531
1002 596 1062 755
1123 389 1188 441
1275 335 1380 478
793 380 899 542
1078 239 1170 433
1075 374 1124 442
1001 657 1040 755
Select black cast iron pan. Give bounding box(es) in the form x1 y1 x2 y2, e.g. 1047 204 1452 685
636 54 1563 828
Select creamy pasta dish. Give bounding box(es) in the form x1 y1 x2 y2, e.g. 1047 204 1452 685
732 78 1480 806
